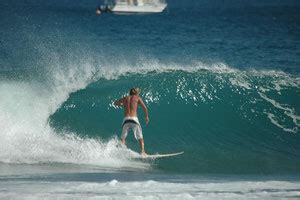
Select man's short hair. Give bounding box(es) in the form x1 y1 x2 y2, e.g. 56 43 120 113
130 88 140 95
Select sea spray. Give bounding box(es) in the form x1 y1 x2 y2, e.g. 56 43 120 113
0 62 149 171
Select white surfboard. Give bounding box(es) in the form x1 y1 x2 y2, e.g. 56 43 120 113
141 151 184 159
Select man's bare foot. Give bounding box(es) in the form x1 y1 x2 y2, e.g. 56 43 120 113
120 140 127 148
141 152 148 157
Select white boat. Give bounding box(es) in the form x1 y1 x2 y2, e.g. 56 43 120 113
98 0 167 14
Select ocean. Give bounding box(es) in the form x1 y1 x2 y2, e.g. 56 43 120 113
1 0 300 199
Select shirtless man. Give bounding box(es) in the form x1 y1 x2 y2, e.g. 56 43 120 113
114 88 149 156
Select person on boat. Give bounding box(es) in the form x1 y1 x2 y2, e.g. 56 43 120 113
114 88 149 156
96 5 102 15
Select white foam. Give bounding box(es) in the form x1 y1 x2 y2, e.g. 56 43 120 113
1 179 299 199
259 92 299 133
229 77 252 90
266 112 297 133
0 63 149 171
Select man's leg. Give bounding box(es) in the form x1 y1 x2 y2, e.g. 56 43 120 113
138 138 146 155
134 125 147 155
121 138 126 145
121 124 129 146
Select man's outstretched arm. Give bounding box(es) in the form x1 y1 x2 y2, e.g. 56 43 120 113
114 97 125 106
139 97 149 125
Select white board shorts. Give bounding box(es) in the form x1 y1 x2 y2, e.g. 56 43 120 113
121 116 143 140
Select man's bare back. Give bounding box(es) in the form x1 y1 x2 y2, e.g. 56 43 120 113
114 93 149 124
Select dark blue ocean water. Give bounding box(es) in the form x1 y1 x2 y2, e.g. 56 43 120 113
0 0 300 178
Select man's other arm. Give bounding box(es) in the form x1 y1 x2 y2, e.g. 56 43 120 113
139 97 149 125
114 97 125 106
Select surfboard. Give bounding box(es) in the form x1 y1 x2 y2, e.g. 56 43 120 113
141 151 184 159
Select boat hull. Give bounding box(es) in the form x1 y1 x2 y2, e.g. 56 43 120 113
111 3 167 14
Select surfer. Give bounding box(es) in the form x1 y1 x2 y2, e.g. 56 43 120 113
114 88 149 156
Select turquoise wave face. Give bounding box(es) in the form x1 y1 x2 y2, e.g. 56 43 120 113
50 68 300 174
